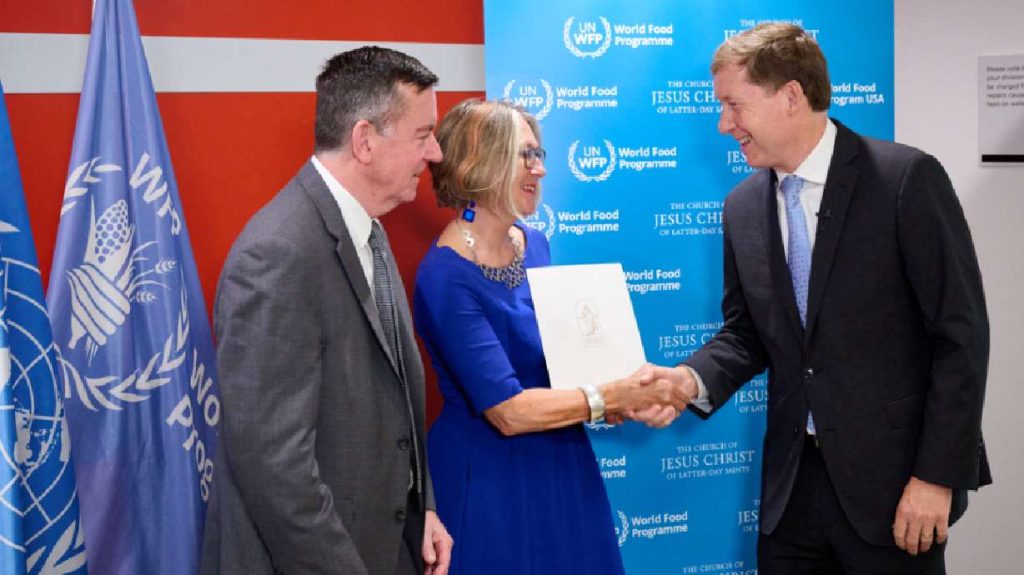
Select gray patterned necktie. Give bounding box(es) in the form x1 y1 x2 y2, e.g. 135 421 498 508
368 220 403 369
368 221 421 496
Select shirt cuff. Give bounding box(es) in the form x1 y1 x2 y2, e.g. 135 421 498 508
682 365 712 413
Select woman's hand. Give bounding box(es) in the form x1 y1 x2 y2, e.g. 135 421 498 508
624 405 679 428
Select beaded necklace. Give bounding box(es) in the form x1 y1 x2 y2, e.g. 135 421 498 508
454 220 526 289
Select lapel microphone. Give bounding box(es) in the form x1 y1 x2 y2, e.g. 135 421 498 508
816 209 833 231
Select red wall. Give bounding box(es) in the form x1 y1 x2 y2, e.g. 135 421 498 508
2 1 483 41
3 0 486 421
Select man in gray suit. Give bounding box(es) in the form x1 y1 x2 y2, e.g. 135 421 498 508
201 47 452 575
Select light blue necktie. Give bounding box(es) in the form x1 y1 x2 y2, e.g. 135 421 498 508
782 175 816 435
783 175 811 325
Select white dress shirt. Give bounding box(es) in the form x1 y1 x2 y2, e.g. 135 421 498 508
775 119 837 258
311 155 377 298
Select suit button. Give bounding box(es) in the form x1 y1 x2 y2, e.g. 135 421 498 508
803 368 814 380
397 437 411 450
793 427 800 436
395 509 406 523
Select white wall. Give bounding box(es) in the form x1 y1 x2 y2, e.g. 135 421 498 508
896 1 1024 571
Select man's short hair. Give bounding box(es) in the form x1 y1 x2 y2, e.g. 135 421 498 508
430 99 541 219
711 23 831 112
315 46 438 152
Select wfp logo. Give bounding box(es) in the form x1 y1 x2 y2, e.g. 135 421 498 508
502 79 554 120
521 203 556 240
65 199 177 361
564 16 612 58
568 140 616 183
57 156 194 412
615 510 630 546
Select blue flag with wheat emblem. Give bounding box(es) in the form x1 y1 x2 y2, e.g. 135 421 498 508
45 0 220 573
1 79 88 575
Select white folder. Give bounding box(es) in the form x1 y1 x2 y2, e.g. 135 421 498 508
527 263 646 390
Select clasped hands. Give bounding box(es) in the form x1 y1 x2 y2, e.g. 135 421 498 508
603 364 698 428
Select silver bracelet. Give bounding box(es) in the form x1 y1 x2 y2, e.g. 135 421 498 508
580 384 606 424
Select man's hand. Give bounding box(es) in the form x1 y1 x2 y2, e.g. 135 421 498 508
602 364 697 424
423 510 453 575
892 476 952 555
641 365 699 406
622 365 699 427
624 405 679 428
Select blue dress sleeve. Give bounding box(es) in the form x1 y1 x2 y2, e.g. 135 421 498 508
414 257 524 414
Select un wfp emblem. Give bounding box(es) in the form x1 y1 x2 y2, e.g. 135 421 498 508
564 16 612 58
502 79 554 120
66 199 177 361
58 158 190 411
615 510 630 546
0 237 87 572
521 203 556 240
568 140 616 183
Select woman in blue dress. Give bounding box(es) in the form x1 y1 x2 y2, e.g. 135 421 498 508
414 99 689 574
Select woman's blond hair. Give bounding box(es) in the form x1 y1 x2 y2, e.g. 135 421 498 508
430 99 541 218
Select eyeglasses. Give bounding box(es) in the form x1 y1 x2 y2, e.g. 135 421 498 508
520 147 547 168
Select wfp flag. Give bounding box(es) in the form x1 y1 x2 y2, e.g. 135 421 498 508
1 80 87 574
45 0 220 573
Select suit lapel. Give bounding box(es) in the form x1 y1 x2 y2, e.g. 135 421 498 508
296 162 405 381
805 121 860 343
761 171 805 342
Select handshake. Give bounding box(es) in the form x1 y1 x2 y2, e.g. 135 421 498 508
598 364 701 428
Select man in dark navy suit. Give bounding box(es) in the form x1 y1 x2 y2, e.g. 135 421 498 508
655 23 991 574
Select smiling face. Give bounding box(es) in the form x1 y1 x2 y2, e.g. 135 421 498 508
512 113 546 217
366 83 442 216
714 63 804 173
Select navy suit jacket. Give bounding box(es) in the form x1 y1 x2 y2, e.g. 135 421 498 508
686 120 991 545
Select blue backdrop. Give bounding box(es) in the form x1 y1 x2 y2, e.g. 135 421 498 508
484 2 893 572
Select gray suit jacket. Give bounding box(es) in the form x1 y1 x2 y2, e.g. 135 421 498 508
201 161 432 574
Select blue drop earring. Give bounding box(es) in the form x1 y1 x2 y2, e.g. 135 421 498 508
461 200 476 223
